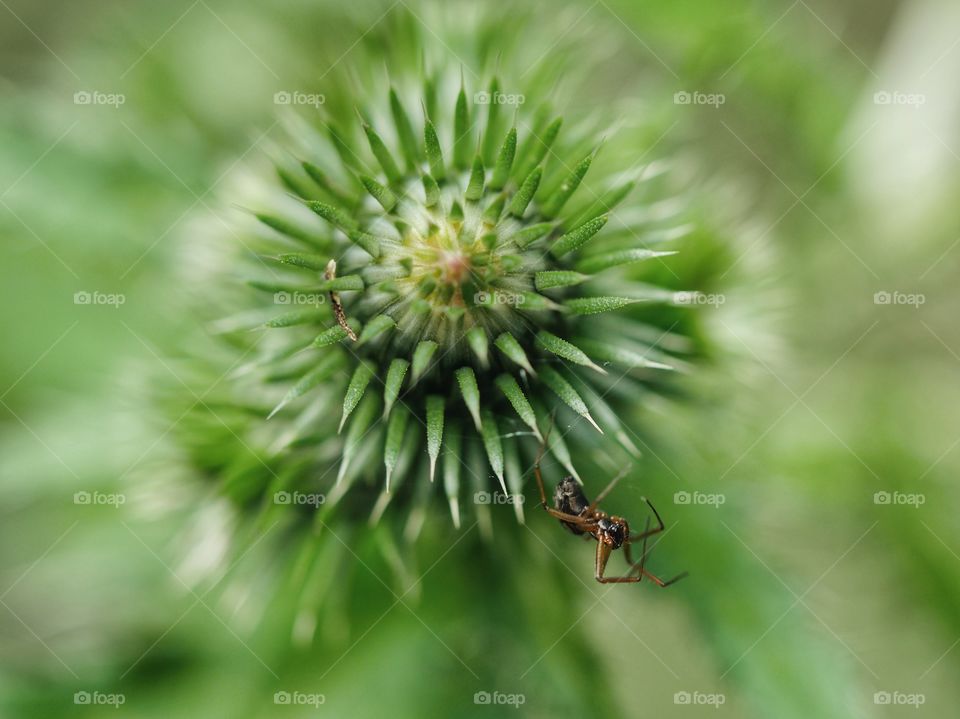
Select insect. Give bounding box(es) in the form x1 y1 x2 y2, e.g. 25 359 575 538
325 259 357 341
534 439 687 586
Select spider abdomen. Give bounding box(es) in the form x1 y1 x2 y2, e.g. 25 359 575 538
554 478 591 535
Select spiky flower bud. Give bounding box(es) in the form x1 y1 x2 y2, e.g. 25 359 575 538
170 11 720 541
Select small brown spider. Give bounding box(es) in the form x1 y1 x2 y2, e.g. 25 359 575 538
534 438 687 586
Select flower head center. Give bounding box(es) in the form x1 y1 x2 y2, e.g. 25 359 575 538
439 249 471 285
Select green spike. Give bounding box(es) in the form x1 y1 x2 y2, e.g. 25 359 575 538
423 72 438 121
516 116 562 179
304 200 357 232
382 358 410 418
467 436 492 539
424 118 445 181
576 248 677 274
503 439 525 524
277 166 313 198
256 214 324 249
508 167 541 217
339 360 376 432
426 395 444 482
384 404 410 492
346 229 383 258
327 123 359 171
510 222 554 248
495 374 541 439
566 296 643 315
480 409 507 494
466 326 489 368
541 150 595 219
534 270 590 290
578 383 642 458
248 279 320 295
358 314 397 344
550 215 608 257
481 77 502 163
337 393 380 484
538 365 602 433
482 194 506 223
359 175 397 212
532 399 580 481
389 88 421 169
301 161 352 207
455 367 482 430
443 419 462 528
502 255 523 272
406 455 435 544
362 121 403 184
276 253 327 271
267 354 343 419
515 292 555 312
454 84 471 169
489 127 517 191
575 338 674 371
494 333 535 375
410 298 432 316
421 174 440 207
264 309 325 329
536 330 607 374
411 340 439 382
317 275 364 292
465 155 485 201
313 324 352 348
481 233 498 252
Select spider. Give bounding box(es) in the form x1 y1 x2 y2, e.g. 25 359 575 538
534 438 688 586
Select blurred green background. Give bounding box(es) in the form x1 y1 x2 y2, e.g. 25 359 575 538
2 0 959 716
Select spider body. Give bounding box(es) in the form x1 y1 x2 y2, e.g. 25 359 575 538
535 442 687 586
553 477 591 535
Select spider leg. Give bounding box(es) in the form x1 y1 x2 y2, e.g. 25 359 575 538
534 435 550 508
624 517 653 580
622 542 687 586
532 411 560 506
622 515 688 587
629 497 667 542
595 541 642 583
544 506 597 529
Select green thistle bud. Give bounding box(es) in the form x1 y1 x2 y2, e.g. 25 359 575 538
170 10 718 541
